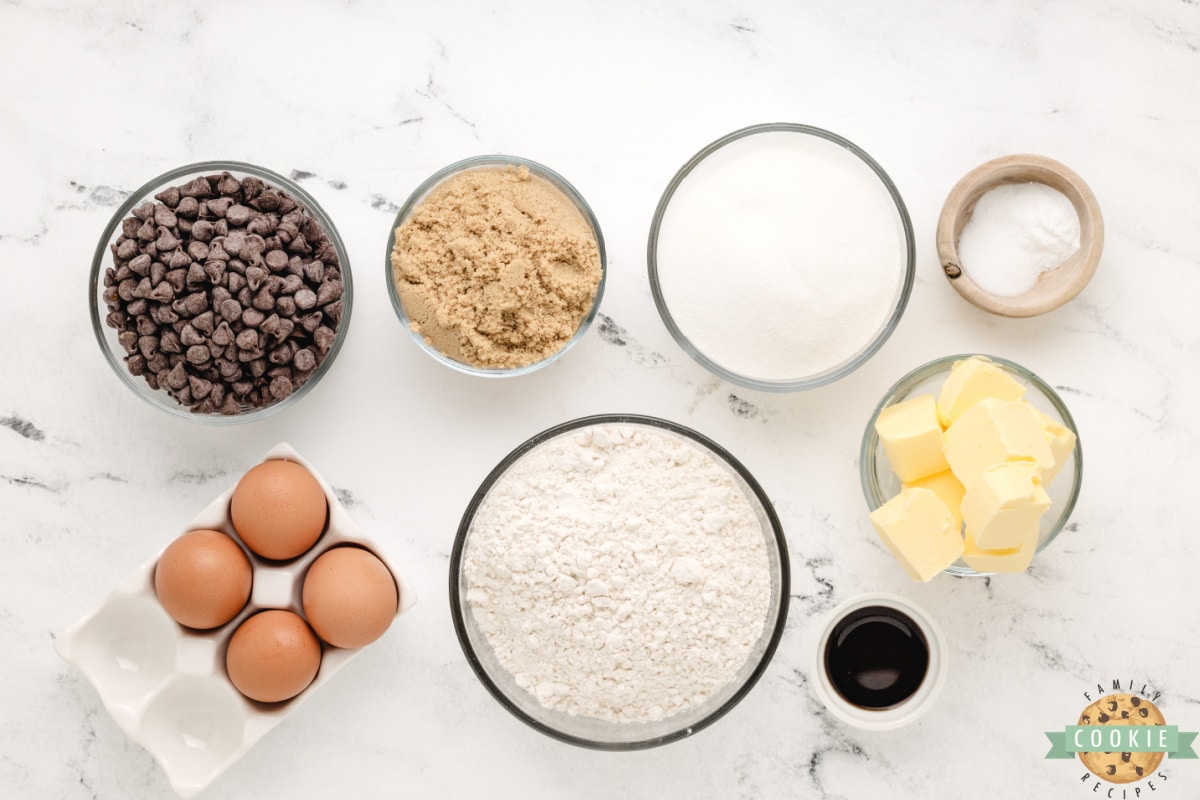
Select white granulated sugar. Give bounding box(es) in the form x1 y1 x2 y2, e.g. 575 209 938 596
463 423 772 723
654 130 907 382
957 181 1081 297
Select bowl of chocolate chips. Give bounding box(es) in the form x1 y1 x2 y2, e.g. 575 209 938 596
90 162 351 422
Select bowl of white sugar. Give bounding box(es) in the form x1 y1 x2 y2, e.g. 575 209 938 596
648 123 915 392
450 414 790 749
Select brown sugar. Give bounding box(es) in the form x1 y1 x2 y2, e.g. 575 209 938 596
390 165 603 369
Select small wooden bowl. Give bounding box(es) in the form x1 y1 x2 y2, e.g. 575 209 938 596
936 154 1103 317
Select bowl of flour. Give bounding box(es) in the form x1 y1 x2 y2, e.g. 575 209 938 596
450 415 789 749
648 123 915 391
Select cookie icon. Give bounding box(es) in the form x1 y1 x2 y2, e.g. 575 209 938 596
1077 694 1166 784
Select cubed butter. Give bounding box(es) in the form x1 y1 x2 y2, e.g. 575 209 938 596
961 527 1038 573
960 461 1050 550
943 398 1054 489
869 487 965 582
936 356 1026 428
875 394 949 483
903 469 966 532
1029 407 1077 485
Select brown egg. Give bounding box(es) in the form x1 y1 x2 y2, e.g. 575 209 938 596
225 610 322 703
302 546 398 648
230 459 327 560
154 529 253 630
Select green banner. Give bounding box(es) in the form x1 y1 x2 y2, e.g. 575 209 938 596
1045 726 1199 760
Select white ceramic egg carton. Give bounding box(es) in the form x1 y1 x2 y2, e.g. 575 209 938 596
54 443 415 798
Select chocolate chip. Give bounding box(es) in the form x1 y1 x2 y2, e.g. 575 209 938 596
280 274 304 295
1139 708 1149 717
137 219 156 241
269 375 293 399
150 261 167 286
1135 766 1144 777
180 292 207 316
243 234 266 260
294 288 317 310
186 345 211 365
217 173 241 195
264 249 289 271
186 262 208 287
253 286 277 311
192 219 216 241
242 307 265 328
275 295 296 317
1130 697 1141 707
136 335 159 359
235 328 259 350
149 282 175 303
176 196 200 219
122 217 142 238
116 238 138 259
268 343 293 365
163 362 187 391
167 270 189 293
132 202 156 220
248 214 278 237
168 249 191 269
324 299 343 325
239 176 263 199
180 324 205 346
159 329 182 354
204 259 227 284
154 186 181 208
1107 700 1118 713
287 233 311 254
1121 753 1131 762
133 277 153 299
1098 713 1110 723
207 197 234 218
219 298 242 322
1105 766 1115 776
246 266 267 291
299 311 323 333
294 348 316 372
253 190 281 211
126 299 148 316
180 177 212 198
226 204 252 226
154 205 177 227
118 331 138 353
316 280 342 305
314 326 336 354
303 260 325 284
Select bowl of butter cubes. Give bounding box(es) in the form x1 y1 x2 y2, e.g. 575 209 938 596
860 354 1082 578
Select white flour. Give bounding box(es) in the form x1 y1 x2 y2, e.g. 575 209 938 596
957 181 1081 297
654 130 907 382
463 423 772 723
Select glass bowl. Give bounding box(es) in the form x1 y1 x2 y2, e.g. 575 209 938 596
385 155 607 377
90 161 352 424
449 414 790 749
860 354 1083 577
647 123 915 392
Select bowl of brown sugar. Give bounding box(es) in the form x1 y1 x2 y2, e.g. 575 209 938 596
386 156 606 376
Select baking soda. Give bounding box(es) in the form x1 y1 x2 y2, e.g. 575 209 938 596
654 130 908 383
956 182 1080 297
463 423 772 723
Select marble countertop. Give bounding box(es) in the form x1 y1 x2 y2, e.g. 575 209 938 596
3 1 1199 798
